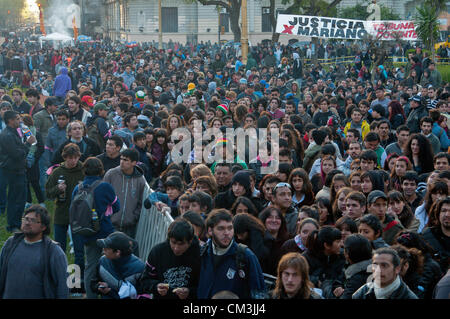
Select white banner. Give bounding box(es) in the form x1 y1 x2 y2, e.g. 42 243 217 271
276 14 417 41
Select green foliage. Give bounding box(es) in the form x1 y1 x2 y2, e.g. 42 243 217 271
405 48 433 57
415 4 440 51
338 4 401 20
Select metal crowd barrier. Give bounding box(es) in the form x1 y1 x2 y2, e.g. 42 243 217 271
135 183 174 261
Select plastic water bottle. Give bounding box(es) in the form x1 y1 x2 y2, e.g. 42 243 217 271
92 209 100 231
57 175 66 202
21 123 37 145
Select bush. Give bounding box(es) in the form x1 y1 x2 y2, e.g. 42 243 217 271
405 48 432 57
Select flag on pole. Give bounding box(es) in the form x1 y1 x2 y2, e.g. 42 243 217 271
72 16 78 40
39 5 46 36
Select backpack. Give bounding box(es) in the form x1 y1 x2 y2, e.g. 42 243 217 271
87 118 105 151
69 180 102 236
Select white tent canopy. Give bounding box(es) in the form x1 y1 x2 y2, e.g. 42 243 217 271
39 32 74 48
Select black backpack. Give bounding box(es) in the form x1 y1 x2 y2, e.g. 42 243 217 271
69 180 102 236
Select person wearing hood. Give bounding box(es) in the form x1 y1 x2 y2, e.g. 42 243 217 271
103 148 146 240
136 219 201 299
246 52 257 71
53 67 72 104
292 52 303 82
86 103 111 152
214 170 262 212
45 143 85 292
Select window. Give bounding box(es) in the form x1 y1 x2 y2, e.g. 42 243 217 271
162 7 178 32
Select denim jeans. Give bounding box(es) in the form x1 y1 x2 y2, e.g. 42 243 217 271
1 169 27 231
38 152 50 199
0 168 7 214
84 240 103 299
54 224 85 277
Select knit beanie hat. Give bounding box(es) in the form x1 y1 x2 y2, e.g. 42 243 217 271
136 90 145 102
217 104 228 115
231 170 251 194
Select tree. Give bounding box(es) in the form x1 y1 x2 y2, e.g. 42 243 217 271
338 4 401 20
415 4 440 61
186 0 243 42
275 0 340 63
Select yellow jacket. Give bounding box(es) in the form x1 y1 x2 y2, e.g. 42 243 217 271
344 120 370 140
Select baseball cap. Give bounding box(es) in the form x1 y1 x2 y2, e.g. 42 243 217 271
97 232 132 252
367 190 388 204
154 86 162 92
239 78 247 84
410 95 421 102
93 102 109 113
81 95 94 107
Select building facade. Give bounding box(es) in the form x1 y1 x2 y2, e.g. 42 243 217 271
102 0 304 44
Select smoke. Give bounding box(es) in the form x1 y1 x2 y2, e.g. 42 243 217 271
45 0 80 36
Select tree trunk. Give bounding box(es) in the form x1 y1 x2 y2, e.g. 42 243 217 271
312 37 319 65
270 0 279 43
229 4 241 42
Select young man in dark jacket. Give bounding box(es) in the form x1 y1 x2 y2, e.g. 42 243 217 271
333 234 373 299
45 143 85 288
0 111 36 232
137 219 201 299
91 231 144 299
353 247 418 299
197 209 266 299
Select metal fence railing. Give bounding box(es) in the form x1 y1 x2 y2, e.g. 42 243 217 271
135 184 174 261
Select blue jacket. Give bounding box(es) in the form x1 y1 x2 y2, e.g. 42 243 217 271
433 122 450 151
71 176 120 243
149 191 179 209
91 254 145 299
53 67 72 98
45 124 68 162
197 239 266 299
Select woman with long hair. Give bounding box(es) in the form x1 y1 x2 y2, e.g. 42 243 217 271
387 190 420 232
384 153 400 172
330 174 350 207
390 156 413 191
303 226 345 291
281 218 319 256
166 114 185 138
349 170 362 192
395 231 443 299
271 253 321 299
315 197 335 226
360 170 385 196
259 207 290 275
388 100 406 130
415 179 449 232
404 133 435 175
332 187 353 221
311 155 337 196
233 213 270 266
230 196 259 217
288 168 315 210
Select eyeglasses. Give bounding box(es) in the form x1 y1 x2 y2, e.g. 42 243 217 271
22 217 41 224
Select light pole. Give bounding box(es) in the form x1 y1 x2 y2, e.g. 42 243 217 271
158 0 162 49
241 0 248 64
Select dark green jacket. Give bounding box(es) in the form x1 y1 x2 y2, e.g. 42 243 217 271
45 161 84 225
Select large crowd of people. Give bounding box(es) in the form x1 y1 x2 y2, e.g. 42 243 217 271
0 33 449 300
